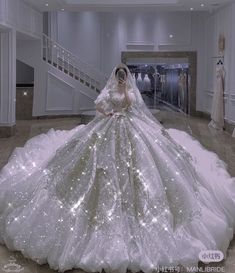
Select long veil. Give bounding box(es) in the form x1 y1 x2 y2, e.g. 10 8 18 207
95 63 163 127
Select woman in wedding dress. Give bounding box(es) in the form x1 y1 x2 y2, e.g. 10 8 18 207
0 63 235 273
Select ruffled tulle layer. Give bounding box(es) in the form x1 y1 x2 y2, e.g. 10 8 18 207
0 122 234 273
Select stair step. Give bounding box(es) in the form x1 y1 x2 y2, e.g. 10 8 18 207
43 59 100 92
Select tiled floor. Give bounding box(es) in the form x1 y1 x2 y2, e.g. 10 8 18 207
0 111 235 273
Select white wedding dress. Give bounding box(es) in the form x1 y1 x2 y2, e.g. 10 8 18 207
0 64 235 273
209 64 225 130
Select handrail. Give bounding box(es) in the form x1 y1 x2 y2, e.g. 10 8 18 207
42 33 107 92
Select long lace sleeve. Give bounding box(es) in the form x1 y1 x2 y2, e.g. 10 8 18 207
94 93 107 106
94 91 111 113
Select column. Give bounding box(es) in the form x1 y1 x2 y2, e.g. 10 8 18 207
0 29 16 137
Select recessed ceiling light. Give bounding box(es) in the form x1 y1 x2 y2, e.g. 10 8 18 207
61 8 65 11
45 3 49 6
169 34 173 38
190 7 194 11
200 4 205 7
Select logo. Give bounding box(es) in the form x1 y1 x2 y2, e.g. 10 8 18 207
199 250 224 263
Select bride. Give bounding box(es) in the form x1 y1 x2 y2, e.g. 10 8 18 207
0 63 235 273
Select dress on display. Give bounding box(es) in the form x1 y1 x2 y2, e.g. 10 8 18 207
0 64 235 273
136 72 143 91
209 64 225 130
178 72 187 111
143 74 151 92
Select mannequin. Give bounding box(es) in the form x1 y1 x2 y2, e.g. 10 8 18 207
209 61 225 130
178 70 187 112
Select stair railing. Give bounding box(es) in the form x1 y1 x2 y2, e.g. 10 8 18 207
42 34 107 93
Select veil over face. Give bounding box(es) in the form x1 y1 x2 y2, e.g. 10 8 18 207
95 63 162 125
104 63 133 91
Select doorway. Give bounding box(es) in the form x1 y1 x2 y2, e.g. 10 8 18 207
122 51 197 116
16 60 34 120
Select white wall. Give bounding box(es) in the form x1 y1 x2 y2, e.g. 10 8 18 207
8 3 234 122
16 60 34 84
16 39 98 117
100 11 206 111
204 3 235 125
56 11 207 111
57 11 101 71
0 0 43 127
0 30 16 126
0 0 42 39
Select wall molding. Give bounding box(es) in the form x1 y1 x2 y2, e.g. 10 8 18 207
126 42 154 51
79 89 96 101
158 42 191 47
1 0 42 38
46 72 75 112
230 94 235 101
204 89 230 99
47 71 75 90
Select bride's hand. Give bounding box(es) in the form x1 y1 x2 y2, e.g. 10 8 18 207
118 78 126 85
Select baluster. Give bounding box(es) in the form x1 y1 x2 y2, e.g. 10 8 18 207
41 34 106 91
42 35 45 60
62 49 65 73
45 36 48 63
51 40 53 64
67 53 70 75
58 48 62 70
53 44 57 67
48 38 52 64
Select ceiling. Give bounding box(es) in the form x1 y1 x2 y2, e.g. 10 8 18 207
24 0 235 12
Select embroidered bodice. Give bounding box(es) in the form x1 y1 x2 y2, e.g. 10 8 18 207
109 91 129 112
95 88 135 114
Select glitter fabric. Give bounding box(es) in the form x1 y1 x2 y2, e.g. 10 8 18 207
0 64 235 273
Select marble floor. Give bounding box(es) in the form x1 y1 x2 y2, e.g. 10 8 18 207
0 110 235 273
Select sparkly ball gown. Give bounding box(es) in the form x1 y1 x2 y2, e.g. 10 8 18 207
0 64 235 273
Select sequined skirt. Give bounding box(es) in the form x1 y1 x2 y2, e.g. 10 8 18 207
0 113 235 273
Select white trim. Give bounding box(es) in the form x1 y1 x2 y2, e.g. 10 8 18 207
126 42 154 51
230 94 235 100
0 122 15 126
158 42 191 47
45 108 73 112
79 89 96 101
224 117 235 125
47 71 75 90
80 107 96 111
46 72 75 112
126 41 154 46
0 33 3 123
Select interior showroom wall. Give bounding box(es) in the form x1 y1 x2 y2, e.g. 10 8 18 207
53 2 235 122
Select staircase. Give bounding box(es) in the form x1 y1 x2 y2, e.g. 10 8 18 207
42 34 107 93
